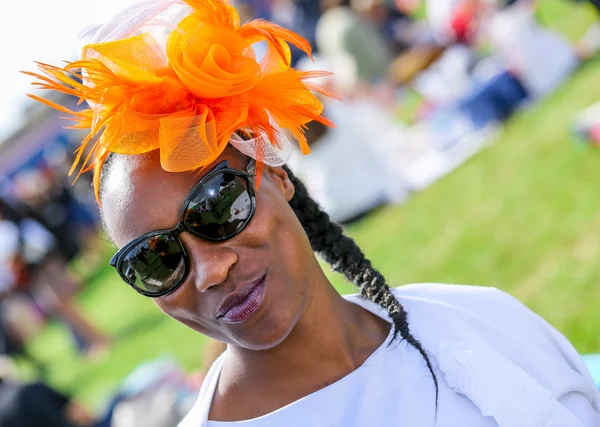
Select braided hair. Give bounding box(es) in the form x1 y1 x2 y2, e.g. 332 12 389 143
99 153 438 406
282 165 439 406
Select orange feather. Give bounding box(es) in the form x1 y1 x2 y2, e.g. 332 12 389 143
24 0 335 202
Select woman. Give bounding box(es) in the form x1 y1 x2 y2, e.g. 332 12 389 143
26 0 599 425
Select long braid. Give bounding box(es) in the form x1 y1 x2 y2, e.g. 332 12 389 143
283 165 439 406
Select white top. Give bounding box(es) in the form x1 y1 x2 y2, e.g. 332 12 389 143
180 284 600 427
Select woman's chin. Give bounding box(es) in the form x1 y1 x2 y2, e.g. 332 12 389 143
228 310 300 351
225 281 305 351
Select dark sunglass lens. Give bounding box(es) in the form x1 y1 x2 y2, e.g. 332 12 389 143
183 172 253 240
119 234 186 295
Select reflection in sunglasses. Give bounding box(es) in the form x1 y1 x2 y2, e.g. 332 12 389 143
126 240 185 292
229 192 251 223
185 176 250 227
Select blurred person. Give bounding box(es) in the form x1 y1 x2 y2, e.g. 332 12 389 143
424 0 466 44
388 44 447 85
353 0 414 52
26 1 600 427
447 0 578 101
411 42 477 106
0 206 47 375
0 198 109 358
352 0 446 85
14 168 82 263
417 0 577 129
314 0 443 89
0 359 95 427
482 0 579 100
456 62 529 129
43 144 103 266
315 0 394 83
0 198 55 339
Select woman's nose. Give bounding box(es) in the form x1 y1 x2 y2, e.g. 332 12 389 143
181 234 239 292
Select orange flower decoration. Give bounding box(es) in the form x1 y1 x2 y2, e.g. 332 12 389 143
24 0 334 200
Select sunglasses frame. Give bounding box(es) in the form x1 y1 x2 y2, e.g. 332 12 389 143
110 159 257 297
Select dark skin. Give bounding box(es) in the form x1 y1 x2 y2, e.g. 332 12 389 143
101 147 390 421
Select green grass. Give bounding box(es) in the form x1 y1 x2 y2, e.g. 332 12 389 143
26 0 600 413
339 58 600 354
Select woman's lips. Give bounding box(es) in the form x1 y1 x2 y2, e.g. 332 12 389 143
216 273 266 323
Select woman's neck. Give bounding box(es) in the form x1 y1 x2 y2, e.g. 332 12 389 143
211 265 390 421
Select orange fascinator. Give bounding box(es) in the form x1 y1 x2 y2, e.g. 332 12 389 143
24 0 334 200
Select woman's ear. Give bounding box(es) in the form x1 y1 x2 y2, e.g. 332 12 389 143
268 166 295 202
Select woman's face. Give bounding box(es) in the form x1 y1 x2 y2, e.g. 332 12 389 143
101 148 317 350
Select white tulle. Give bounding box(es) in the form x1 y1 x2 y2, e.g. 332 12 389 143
229 125 293 167
80 0 189 47
77 0 290 167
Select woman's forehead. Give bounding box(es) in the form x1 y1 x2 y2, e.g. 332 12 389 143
101 149 246 247
101 153 193 247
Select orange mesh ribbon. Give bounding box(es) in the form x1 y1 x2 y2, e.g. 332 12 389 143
24 0 335 200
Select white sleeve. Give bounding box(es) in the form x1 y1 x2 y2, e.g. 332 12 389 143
487 287 600 424
395 283 600 425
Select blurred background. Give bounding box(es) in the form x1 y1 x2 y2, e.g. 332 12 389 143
1 0 600 425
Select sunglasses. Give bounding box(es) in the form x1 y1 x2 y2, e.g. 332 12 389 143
110 159 257 297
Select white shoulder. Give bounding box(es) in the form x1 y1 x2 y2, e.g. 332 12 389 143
390 282 520 310
389 283 582 370
391 283 582 360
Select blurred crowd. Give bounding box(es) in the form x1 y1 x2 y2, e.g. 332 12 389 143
0 143 109 362
1 0 600 425
277 0 600 223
